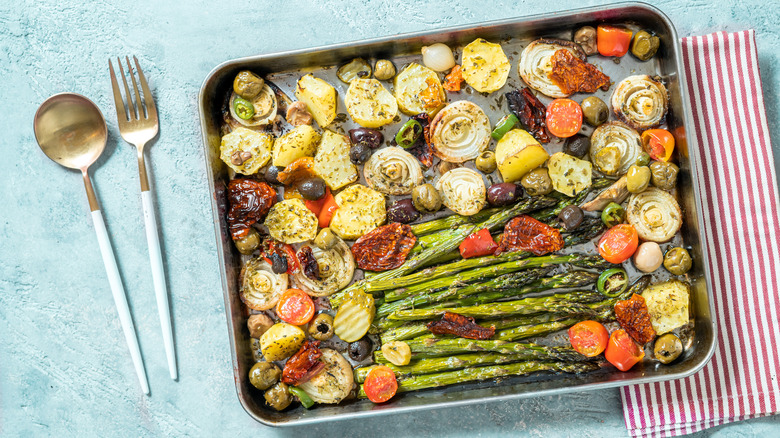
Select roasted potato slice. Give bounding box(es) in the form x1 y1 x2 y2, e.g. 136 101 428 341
461 38 511 93
295 74 337 128
393 63 446 116
344 78 398 128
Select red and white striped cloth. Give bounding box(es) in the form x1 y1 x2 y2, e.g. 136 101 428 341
621 30 780 437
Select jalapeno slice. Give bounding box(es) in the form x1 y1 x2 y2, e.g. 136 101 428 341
233 97 255 120
598 268 629 297
288 386 315 409
395 119 423 148
491 114 519 140
602 202 626 227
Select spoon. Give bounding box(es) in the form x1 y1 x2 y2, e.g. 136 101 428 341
33 93 150 395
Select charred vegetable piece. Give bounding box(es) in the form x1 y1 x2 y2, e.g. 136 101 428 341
233 70 265 99
505 88 550 143
227 180 277 241
631 30 660 61
568 320 609 357
546 98 583 138
626 188 682 242
249 361 281 391
289 386 315 409
348 337 373 362
282 341 326 386
580 96 609 127
597 268 628 297
519 38 586 98
436 167 488 216
309 313 335 341
260 323 306 362
664 247 692 275
650 160 679 190
296 246 320 281
496 215 564 256
548 49 611 96
520 168 553 196
476 151 498 174
427 311 496 340
611 75 668 131
614 294 656 345
411 183 442 213
387 199 421 224
654 333 683 364
337 58 372 83
547 152 592 196
374 59 396 81
276 288 315 326
642 129 675 162
351 223 417 272
364 365 398 403
573 26 598 55
597 224 638 264
422 43 456 72
558 205 584 231
233 97 255 120
365 146 425 196
407 112 435 168
395 119 423 149
564 134 590 158
460 38 511 93
642 280 690 335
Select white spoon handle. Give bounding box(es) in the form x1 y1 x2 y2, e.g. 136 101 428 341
91 209 150 395
141 190 177 380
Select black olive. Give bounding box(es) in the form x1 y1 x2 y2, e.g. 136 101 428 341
348 337 373 362
269 252 287 274
387 199 421 223
264 166 283 185
297 177 326 200
348 128 384 149
558 205 584 231
486 182 521 206
563 134 590 158
349 142 372 165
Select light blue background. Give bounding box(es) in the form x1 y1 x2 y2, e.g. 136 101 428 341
2 0 778 436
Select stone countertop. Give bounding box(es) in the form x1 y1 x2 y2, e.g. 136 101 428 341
1 0 778 436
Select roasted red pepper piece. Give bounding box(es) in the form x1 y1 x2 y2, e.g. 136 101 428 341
227 179 277 240
304 188 331 217
318 192 339 228
614 294 656 345
495 215 564 256
505 88 550 143
351 223 417 271
459 228 498 259
297 246 319 280
407 113 434 168
427 312 495 340
282 341 327 386
548 49 611 95
443 65 465 92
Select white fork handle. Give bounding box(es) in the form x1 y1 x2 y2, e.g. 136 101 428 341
142 190 177 380
91 210 150 395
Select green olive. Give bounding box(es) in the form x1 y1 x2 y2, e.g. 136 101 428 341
636 152 651 167
593 146 622 176
264 382 293 411
233 70 265 99
412 183 442 213
626 165 652 193
654 333 683 364
314 228 338 251
374 59 397 81
308 313 335 341
337 58 372 83
476 151 497 174
580 96 609 127
631 30 660 61
234 228 261 255
664 247 692 275
650 161 679 190
520 168 553 196
249 361 281 391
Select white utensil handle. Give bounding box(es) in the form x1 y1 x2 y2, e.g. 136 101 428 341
142 191 178 380
91 210 150 395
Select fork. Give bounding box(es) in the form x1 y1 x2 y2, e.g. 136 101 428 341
109 56 177 381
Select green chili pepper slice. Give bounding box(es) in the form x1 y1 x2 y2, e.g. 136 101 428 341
289 386 315 409
598 268 629 297
233 97 255 120
491 114 519 140
395 119 423 148
601 202 626 227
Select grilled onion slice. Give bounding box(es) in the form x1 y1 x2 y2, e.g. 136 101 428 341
296 349 354 404
626 188 682 242
429 101 491 163
293 238 355 297
229 84 277 127
239 258 288 310
590 121 642 176
518 39 586 98
364 147 424 195
435 167 487 216
611 75 669 130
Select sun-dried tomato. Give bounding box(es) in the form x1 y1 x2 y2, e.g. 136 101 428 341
495 215 564 256
351 223 417 271
505 88 550 143
282 341 326 386
614 294 656 345
427 312 495 340
548 49 611 95
443 65 465 92
227 179 277 240
407 113 434 168
297 246 319 280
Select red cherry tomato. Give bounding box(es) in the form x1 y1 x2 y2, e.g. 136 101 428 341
597 224 639 264
459 228 498 259
597 25 633 57
275 288 315 326
363 365 398 403
641 129 675 162
568 320 610 357
605 329 645 371
545 99 583 138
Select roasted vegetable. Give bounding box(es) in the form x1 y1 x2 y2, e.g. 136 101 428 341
590 122 642 176
233 70 265 99
518 39 586 98
626 188 682 242
581 176 629 212
249 361 281 390
285 101 313 126
395 119 423 148
597 223 638 264
295 74 337 127
293 236 355 297
349 143 372 165
374 59 396 81
272 124 321 168
421 43 456 72
411 183 442 213
314 130 359 190
393 63 446 116
345 78 398 128
654 333 683 364
282 341 325 386
337 58 372 83
547 152 592 196
297 177 326 201
240 257 289 311
458 228 498 258
495 129 550 183
309 313 335 341
351 223 416 272
614 294 656 345
546 98 583 138
429 100 492 163
427 312 496 340
626 165 651 193
348 127 384 149
264 382 293 411
443 65 465 92
363 365 398 403
611 75 668 130
642 280 690 335
649 161 679 190
580 96 608 127
548 49 610 96
220 127 273 175
333 289 376 342
505 88 549 143
227 179 277 240
330 184 386 240
520 168 553 196
597 25 633 57
568 320 609 357
247 313 274 338
634 241 663 273
495 215 564 256
573 26 598 55
631 30 660 61
642 129 675 162
597 268 628 297
381 341 412 366
436 167 487 216
264 199 318 244
605 329 644 371
364 147 424 195
601 202 626 228
260 323 306 361
664 247 692 275
229 85 277 127
461 38 511 93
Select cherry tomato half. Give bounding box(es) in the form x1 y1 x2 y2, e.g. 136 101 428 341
568 320 610 357
597 25 633 57
641 129 675 162
597 224 639 264
364 365 398 403
276 288 315 326
605 329 645 371
546 99 583 138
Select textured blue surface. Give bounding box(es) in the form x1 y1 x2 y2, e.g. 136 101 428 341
1 0 778 436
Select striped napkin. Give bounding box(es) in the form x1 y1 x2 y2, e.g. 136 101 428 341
620 30 780 437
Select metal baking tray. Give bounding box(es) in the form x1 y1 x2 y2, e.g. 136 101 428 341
198 1 715 426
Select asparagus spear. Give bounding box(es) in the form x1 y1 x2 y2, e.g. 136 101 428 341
410 208 499 236
402 338 589 361
357 361 601 397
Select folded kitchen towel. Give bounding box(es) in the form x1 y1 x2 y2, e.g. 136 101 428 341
620 30 780 437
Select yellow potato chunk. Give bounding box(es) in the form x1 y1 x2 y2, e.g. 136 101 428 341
329 184 386 240
345 78 398 128
495 129 550 183
272 125 321 167
314 130 359 190
461 38 511 93
547 152 593 196
295 74 337 128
